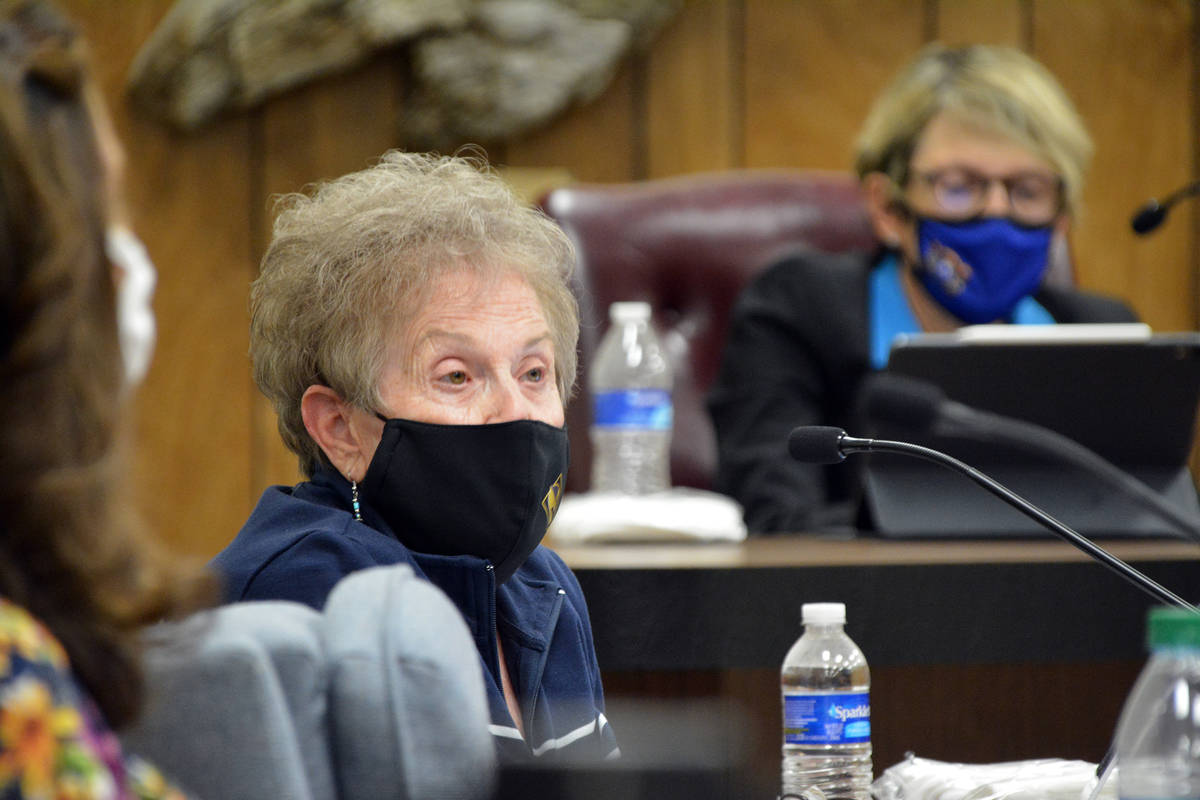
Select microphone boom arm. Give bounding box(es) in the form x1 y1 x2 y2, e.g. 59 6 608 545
937 406 1200 545
1131 179 1200 234
840 433 1194 610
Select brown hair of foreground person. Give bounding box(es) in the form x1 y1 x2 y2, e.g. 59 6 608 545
0 0 212 728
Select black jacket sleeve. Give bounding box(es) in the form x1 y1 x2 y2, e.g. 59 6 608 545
1035 284 1139 324
706 250 874 534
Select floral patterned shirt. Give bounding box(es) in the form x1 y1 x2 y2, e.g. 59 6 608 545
0 597 186 800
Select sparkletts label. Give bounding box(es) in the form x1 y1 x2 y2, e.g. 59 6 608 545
783 691 870 745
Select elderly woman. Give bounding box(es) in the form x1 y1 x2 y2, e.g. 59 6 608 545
708 43 1138 534
211 150 616 760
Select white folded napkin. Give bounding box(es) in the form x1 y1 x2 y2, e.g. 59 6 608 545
548 488 747 543
871 755 1113 800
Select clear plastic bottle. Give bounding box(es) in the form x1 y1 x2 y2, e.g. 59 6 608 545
588 301 673 494
781 602 872 800
1115 606 1200 800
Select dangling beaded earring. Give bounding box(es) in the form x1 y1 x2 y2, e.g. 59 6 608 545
350 480 363 522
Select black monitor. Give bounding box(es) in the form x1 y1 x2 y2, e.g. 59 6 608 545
861 325 1200 538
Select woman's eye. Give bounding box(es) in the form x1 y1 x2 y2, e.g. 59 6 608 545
445 371 467 385
941 184 973 203
526 367 545 383
1011 183 1042 203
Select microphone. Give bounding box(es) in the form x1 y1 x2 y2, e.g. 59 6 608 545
860 373 1200 545
787 425 865 464
787 425 1195 611
1130 180 1200 234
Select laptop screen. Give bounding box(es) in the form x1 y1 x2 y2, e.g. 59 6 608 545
861 326 1200 538
880 326 1200 467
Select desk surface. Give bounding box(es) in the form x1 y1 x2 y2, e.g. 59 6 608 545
548 534 1200 671
550 533 1200 569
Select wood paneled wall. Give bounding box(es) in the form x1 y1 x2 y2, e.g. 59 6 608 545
62 0 1197 558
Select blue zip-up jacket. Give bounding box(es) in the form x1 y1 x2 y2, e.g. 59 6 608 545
210 466 618 761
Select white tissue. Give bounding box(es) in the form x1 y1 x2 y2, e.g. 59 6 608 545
548 488 747 543
871 755 1115 800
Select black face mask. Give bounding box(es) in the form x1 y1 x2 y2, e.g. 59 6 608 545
358 416 569 584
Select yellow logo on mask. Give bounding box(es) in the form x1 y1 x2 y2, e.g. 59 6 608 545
541 473 565 527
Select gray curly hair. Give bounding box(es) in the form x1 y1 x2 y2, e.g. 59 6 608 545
251 149 580 477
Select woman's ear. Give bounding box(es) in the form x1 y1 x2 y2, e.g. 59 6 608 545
300 385 375 481
862 172 908 250
1044 215 1076 287
1054 214 1072 238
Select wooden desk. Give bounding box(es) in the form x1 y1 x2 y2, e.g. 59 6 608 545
549 534 1200 776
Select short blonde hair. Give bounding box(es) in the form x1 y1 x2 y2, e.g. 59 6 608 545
854 43 1092 215
252 150 580 477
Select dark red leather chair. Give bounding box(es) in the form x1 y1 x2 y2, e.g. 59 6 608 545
540 169 878 493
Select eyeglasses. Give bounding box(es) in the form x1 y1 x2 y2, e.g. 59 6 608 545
908 167 1065 226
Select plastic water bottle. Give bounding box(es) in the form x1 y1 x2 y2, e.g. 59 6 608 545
589 301 673 494
1114 606 1200 800
781 602 872 800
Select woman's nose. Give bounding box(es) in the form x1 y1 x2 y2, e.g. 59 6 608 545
484 377 532 424
983 179 1012 217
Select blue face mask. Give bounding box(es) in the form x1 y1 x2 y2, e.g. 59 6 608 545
914 216 1053 324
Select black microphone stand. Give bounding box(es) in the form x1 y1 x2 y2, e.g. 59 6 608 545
831 431 1196 788
838 433 1195 611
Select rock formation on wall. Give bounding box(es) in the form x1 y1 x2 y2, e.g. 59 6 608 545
127 0 680 148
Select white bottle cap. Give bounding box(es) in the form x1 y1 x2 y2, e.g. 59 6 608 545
802 602 846 625
610 301 651 322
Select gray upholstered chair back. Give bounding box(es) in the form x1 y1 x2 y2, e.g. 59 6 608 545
122 564 495 800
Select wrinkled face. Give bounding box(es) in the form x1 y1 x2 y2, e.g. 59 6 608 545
377 267 565 427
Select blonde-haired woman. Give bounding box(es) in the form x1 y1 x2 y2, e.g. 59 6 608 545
709 43 1137 534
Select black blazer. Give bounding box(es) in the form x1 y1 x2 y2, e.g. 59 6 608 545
706 249 1139 534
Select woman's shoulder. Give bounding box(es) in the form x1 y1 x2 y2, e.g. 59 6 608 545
723 249 877 356
738 248 877 324
0 597 69 674
0 597 189 799
518 546 583 591
1036 284 1139 324
752 248 876 292
524 543 569 570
